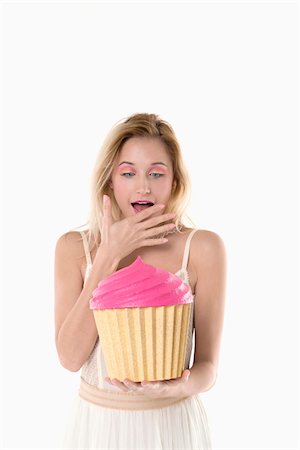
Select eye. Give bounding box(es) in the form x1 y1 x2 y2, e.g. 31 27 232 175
150 173 164 178
121 173 135 177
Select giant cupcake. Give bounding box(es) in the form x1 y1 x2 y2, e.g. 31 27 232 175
90 256 193 382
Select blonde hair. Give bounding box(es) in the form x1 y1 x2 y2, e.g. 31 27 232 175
73 112 197 255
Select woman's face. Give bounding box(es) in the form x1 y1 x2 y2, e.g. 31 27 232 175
110 136 175 219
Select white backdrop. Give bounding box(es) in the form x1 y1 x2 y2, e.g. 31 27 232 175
2 1 298 449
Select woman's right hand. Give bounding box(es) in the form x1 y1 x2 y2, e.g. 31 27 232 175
98 194 177 262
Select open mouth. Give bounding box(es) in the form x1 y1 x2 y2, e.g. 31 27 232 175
131 201 155 213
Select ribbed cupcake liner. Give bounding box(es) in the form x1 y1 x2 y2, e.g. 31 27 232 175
92 303 191 382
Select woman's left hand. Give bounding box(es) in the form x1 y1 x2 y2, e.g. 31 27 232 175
104 369 190 399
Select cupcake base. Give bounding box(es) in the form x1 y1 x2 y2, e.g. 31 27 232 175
93 303 191 382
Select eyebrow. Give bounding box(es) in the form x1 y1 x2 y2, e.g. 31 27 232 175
118 161 168 167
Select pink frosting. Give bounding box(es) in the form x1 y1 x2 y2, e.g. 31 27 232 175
90 256 193 310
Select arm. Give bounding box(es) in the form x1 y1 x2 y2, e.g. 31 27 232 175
54 232 120 372
181 230 227 396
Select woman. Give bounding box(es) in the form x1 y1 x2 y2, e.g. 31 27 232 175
55 112 227 449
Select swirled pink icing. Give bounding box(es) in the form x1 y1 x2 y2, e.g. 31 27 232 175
90 256 193 309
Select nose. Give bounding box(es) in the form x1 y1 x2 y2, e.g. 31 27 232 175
137 186 151 195
136 177 151 195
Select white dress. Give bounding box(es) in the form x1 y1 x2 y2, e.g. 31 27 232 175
61 229 213 449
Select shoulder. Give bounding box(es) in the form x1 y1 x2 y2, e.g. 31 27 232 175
55 230 83 250
55 230 86 266
190 229 226 270
191 229 226 250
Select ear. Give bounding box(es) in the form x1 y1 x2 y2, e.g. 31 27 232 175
109 181 113 189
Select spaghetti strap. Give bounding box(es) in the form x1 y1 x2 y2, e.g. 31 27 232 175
181 229 198 272
79 230 92 268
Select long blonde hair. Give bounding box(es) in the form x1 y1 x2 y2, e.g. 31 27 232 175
73 112 197 255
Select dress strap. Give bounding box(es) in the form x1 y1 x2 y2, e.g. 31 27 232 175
79 231 92 268
181 229 198 271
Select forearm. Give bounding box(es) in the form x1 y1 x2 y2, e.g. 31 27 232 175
181 361 217 397
57 255 120 371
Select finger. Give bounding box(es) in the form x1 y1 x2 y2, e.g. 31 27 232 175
103 194 113 228
111 378 129 392
145 222 177 239
142 212 177 230
104 377 113 385
142 381 160 389
132 203 165 223
123 379 140 390
142 237 169 247
181 370 190 381
164 379 176 386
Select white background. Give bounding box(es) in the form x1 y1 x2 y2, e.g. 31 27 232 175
1 1 298 449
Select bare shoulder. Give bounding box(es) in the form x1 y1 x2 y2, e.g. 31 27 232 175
190 229 226 277
55 230 83 246
55 231 91 283
55 230 85 265
191 229 226 252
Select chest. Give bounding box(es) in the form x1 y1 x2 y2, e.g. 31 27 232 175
81 233 197 295
118 253 196 294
